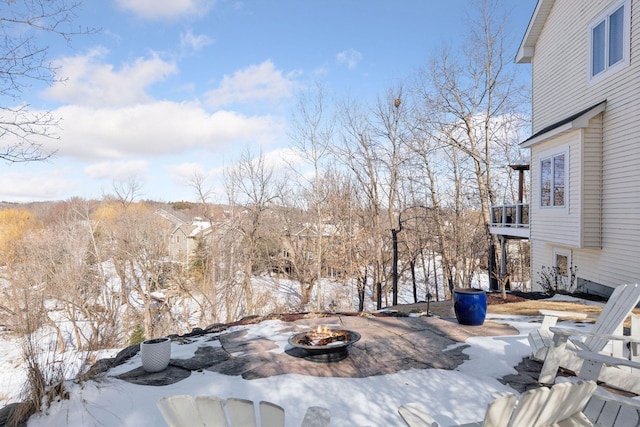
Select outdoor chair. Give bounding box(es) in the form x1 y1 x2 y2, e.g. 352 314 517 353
527 283 640 392
398 380 597 427
556 377 640 426
157 395 330 427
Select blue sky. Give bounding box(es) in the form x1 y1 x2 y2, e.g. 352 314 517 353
2 0 537 203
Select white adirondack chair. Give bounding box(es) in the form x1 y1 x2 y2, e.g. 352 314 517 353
556 376 640 427
157 395 330 427
528 284 640 391
582 388 640 427
398 380 597 427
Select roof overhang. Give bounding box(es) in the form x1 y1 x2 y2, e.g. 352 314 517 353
521 101 607 148
515 0 555 63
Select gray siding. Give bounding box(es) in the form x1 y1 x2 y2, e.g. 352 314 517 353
525 0 640 291
581 115 603 248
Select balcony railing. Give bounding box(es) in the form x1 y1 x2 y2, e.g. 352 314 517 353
490 203 529 238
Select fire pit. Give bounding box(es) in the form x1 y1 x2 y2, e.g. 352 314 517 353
288 326 361 363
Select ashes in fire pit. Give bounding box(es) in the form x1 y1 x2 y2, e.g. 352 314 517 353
288 326 361 363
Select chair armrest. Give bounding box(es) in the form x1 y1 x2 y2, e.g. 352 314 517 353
549 327 640 343
577 350 640 370
548 326 596 339
539 309 598 320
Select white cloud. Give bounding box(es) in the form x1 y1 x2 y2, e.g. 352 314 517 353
168 162 227 201
43 48 177 107
115 0 213 20
84 161 149 181
205 60 297 108
180 30 214 54
48 101 284 161
336 49 363 70
263 147 306 171
260 147 317 185
168 162 206 186
0 170 74 200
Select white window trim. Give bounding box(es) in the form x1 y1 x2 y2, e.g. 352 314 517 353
588 0 631 83
538 146 569 212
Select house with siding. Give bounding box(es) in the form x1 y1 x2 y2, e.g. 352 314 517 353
514 0 639 296
156 209 210 264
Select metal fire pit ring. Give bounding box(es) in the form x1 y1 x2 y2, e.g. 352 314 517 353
288 329 361 363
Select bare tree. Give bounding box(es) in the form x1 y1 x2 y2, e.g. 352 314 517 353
372 85 411 305
95 191 175 340
110 177 145 208
0 0 93 163
12 202 120 350
67 198 121 349
414 0 527 292
274 194 318 309
224 148 278 316
335 98 389 309
405 118 455 299
213 220 249 322
288 83 334 310
317 168 363 310
186 172 221 324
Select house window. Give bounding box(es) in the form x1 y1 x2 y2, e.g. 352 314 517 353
540 153 566 207
307 251 313 261
590 0 630 78
553 248 571 278
555 253 568 277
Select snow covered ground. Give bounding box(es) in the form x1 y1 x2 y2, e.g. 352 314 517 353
0 294 610 427
25 314 539 426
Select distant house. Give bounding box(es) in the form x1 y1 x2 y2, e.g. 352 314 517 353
276 222 336 276
157 207 350 280
156 209 211 264
514 0 638 296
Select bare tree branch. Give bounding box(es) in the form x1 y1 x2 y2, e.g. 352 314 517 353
0 0 96 163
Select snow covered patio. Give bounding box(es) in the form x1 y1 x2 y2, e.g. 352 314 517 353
22 312 539 426
111 313 520 384
6 304 640 426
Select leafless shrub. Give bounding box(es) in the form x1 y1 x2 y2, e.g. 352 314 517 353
8 317 86 426
536 265 578 295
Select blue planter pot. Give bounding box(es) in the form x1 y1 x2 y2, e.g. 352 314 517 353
454 288 487 326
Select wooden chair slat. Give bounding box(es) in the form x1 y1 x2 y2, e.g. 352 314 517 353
259 401 286 427
195 396 229 427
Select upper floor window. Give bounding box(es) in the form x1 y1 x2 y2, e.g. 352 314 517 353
540 153 566 208
590 0 630 79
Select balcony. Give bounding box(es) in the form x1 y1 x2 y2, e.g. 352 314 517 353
490 203 530 239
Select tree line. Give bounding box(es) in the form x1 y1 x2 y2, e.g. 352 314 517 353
0 1 531 350
0 1 533 420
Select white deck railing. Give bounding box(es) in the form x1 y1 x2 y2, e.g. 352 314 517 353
491 203 529 237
